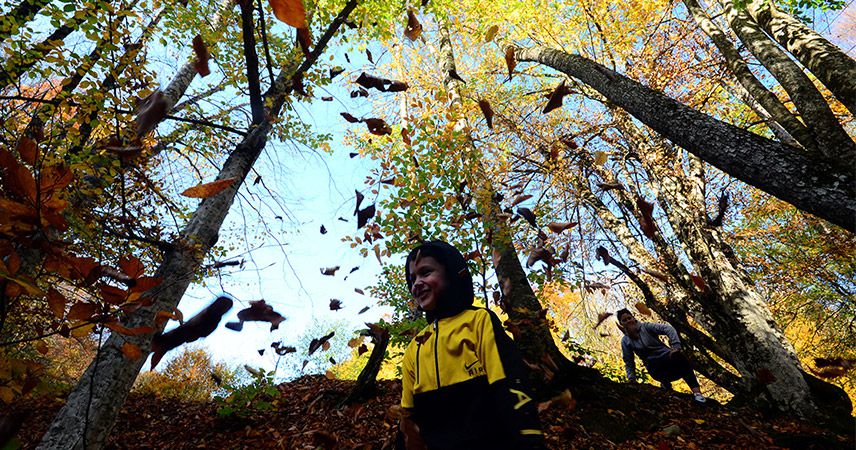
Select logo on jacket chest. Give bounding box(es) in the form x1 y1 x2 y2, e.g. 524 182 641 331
465 359 485 377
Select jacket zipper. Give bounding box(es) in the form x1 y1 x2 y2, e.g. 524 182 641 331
415 343 421 385
433 320 440 389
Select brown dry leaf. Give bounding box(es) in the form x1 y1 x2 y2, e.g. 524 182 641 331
635 301 653 317
340 112 360 123
135 90 168 137
484 24 499 42
268 0 306 28
641 267 669 281
526 247 553 268
181 177 237 198
357 343 368 356
504 46 516 81
401 127 412 146
597 182 624 191
464 250 481 261
404 9 422 41
16 137 38 166
354 288 364 295
593 151 608 166
364 118 392 135
0 148 37 203
593 311 613 329
46 288 66 319
152 296 233 369
347 337 363 348
691 274 707 291
478 99 494 129
192 35 210 77
547 221 577 234
511 194 532 206
67 302 98 321
357 204 376 229
119 256 145 279
308 331 335 356
358 306 369 314
517 207 537 227
296 27 312 56
121 342 142 360
329 299 343 310
325 369 336 380
635 197 657 239
542 80 572 114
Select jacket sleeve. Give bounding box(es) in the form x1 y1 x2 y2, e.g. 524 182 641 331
647 322 682 350
477 309 546 449
401 340 416 409
621 338 637 381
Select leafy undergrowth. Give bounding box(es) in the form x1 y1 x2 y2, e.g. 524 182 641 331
15 375 854 449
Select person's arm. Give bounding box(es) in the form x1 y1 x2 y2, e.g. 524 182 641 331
647 322 682 350
477 309 546 449
621 338 637 382
398 342 427 450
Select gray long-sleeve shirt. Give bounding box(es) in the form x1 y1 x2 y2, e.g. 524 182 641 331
621 322 682 381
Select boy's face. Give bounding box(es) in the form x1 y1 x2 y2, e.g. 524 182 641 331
619 313 639 334
408 255 447 312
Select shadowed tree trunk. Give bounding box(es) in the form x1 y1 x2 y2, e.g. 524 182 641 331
36 2 358 448
516 46 855 232
343 328 390 405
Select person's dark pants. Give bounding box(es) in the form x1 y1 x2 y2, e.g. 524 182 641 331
644 351 700 389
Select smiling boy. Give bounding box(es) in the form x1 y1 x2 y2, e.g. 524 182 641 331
398 241 545 450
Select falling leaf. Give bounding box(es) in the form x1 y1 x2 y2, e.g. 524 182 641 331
321 96 333 101
526 247 554 268
340 112 360 124
151 296 233 369
135 90 168 137
547 221 577 234
308 331 335 355
350 87 369 98
401 128 412 146
504 46 516 81
226 299 286 332
477 100 494 129
366 49 373 63
258 349 265 356
321 266 340 276
593 151 608 166
354 288 364 295
517 207 537 227
192 35 210 77
329 299 343 310
636 197 657 239
357 204 376 229
349 266 359 274
511 194 532 206
268 0 306 28
593 312 613 329
320 224 327 234
448 69 466 83
302 360 309 370
181 177 238 198
121 343 142 360
691 274 706 291
635 302 652 317
347 337 363 348
542 80 572 114
597 182 623 191
596 246 612 264
358 306 369 314
329 356 336 365
355 73 408 93
484 24 499 42
404 9 422 41
357 344 369 356
329 66 344 79
296 27 312 56
16 137 38 166
46 288 67 319
364 118 392 135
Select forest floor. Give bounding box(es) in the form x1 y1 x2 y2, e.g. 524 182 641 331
15 375 855 449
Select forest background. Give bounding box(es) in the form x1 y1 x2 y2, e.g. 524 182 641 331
0 0 854 447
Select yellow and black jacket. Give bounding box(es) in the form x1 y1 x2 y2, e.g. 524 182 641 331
401 306 545 449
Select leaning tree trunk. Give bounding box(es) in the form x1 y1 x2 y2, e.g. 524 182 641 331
437 27 591 386
746 0 856 115
516 46 855 232
342 328 390 405
36 3 358 448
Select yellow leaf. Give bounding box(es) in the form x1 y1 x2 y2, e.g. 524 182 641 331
180 177 237 198
325 369 336 380
634 301 652 317
594 151 608 165
268 0 306 28
71 323 95 338
693 419 705 425
484 25 499 43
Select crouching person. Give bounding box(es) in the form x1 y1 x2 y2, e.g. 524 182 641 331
617 308 707 404
398 240 545 450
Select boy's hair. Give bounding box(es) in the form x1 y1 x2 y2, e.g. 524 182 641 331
404 240 474 320
616 308 634 321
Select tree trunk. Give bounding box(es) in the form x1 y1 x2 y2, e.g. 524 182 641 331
516 46 855 232
717 0 856 166
746 0 856 115
0 0 51 42
437 27 584 385
36 3 358 448
681 0 812 151
342 329 390 405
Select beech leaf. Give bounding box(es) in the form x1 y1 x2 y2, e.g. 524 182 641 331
192 35 210 77
547 221 577 234
404 9 422 41
593 151 608 166
636 197 657 239
151 296 233 369
268 0 306 28
517 207 537 228
16 137 38 166
308 331 335 356
329 298 343 310
478 100 494 129
358 306 369 314
357 343 369 356
364 118 392 136
47 288 66 319
357 204 376 229
511 194 532 206
635 302 653 317
321 266 340 276
181 177 238 198
542 80 572 114
484 24 498 42
593 312 613 329
504 46 516 81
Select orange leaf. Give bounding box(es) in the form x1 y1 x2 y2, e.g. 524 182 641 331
38 165 73 194
121 342 142 360
130 276 162 294
181 177 237 198
119 256 145 279
268 0 306 28
634 301 652 317
192 35 210 77
477 99 494 129
16 137 38 166
0 148 37 203
67 302 98 321
47 288 67 319
296 27 312 56
99 284 128 305
691 275 706 291
404 9 422 41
